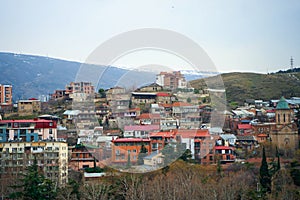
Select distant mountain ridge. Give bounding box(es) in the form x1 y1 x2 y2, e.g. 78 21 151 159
0 52 206 101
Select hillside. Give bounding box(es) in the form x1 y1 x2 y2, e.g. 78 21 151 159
0 53 142 100
0 52 205 101
190 72 300 104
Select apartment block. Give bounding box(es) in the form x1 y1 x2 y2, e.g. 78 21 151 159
65 82 95 95
0 84 12 106
0 141 68 186
156 71 187 90
0 119 57 142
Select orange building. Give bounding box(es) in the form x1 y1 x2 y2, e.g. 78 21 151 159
111 138 151 164
150 130 176 151
0 84 12 106
65 82 95 95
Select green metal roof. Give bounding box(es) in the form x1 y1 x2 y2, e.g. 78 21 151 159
276 96 290 110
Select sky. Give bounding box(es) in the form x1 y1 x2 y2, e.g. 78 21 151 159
0 0 300 73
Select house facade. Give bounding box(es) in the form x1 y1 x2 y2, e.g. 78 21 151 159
0 119 57 142
18 99 41 116
111 138 151 165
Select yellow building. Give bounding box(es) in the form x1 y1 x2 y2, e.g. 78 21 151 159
0 141 68 186
18 99 41 116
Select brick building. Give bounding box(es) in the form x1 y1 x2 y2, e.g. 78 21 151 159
0 84 12 106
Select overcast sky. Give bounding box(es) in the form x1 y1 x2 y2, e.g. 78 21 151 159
1 0 299 73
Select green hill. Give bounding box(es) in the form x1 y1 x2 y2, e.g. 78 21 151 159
190 72 300 105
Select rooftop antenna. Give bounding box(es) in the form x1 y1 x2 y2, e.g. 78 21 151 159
290 56 294 70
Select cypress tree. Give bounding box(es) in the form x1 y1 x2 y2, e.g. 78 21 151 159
276 146 280 170
137 144 148 165
9 157 57 199
259 147 271 193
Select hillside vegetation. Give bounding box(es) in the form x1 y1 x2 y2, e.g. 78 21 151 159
190 72 300 104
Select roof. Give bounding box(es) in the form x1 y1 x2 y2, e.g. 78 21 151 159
215 146 233 150
84 172 106 178
159 103 172 108
172 102 193 107
18 99 40 103
156 92 170 97
220 134 237 140
144 152 162 160
236 135 257 141
176 129 210 138
276 96 290 110
231 110 254 117
63 110 81 115
112 138 151 143
257 133 268 137
238 124 252 129
0 119 53 123
150 131 176 138
124 125 160 132
131 92 157 96
139 113 161 119
209 127 223 134
138 82 162 89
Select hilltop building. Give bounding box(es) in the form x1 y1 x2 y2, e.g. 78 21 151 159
156 71 187 90
18 98 41 116
65 82 95 98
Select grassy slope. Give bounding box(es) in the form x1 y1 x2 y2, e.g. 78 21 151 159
190 72 300 104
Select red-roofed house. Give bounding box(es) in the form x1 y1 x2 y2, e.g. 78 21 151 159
150 130 176 151
175 129 219 163
111 138 151 164
257 133 268 143
237 124 253 135
213 146 236 164
156 92 171 104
